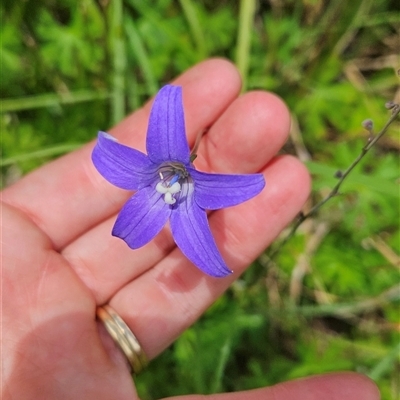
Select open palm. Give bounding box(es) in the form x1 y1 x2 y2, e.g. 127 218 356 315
2 60 378 400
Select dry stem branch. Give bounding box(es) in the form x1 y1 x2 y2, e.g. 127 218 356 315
267 103 400 264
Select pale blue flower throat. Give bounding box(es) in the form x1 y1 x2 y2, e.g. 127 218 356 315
156 162 189 205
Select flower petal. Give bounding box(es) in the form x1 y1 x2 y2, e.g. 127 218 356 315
189 169 265 210
146 85 190 164
92 131 156 190
112 186 170 248
170 192 232 277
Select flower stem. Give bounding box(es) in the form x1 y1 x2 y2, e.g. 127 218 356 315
190 128 209 161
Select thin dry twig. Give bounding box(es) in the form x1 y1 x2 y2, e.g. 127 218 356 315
289 221 330 303
362 236 400 270
289 114 312 163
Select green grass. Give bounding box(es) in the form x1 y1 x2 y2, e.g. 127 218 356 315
1 1 399 399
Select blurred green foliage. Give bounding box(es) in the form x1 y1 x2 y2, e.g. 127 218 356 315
1 0 399 399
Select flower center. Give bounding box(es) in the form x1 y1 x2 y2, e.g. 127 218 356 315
155 162 189 205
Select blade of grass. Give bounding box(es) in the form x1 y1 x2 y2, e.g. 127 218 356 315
178 0 207 58
235 0 256 91
292 1 362 83
1 90 110 113
109 0 126 124
289 284 400 318
210 336 232 393
333 0 373 56
126 73 140 111
124 17 158 96
0 144 82 167
360 12 400 26
368 342 400 381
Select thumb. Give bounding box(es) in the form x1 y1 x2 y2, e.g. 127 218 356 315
161 372 379 400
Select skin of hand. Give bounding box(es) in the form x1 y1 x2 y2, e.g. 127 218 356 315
1 59 380 400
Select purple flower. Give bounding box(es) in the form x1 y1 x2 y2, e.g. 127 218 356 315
92 85 265 277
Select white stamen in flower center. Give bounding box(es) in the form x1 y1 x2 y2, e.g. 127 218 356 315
156 162 189 205
156 181 181 204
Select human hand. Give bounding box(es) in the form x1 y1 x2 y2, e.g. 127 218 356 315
2 59 379 400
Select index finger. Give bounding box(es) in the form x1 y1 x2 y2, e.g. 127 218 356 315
2 59 241 249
